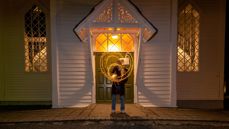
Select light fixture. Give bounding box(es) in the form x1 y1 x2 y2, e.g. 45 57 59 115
111 34 118 39
116 28 121 31
108 28 113 31
111 27 119 39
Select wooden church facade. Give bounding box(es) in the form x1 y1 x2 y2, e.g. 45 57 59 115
0 0 226 109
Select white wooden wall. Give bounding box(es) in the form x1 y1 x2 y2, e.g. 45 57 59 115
53 0 177 107
54 0 100 107
133 0 177 107
0 0 51 103
177 0 225 101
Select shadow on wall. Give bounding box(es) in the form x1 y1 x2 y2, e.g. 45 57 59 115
58 42 93 107
136 47 170 107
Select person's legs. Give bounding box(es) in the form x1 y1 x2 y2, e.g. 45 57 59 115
111 94 116 112
120 95 125 113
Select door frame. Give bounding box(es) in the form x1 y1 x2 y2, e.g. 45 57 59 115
90 30 141 104
94 52 134 103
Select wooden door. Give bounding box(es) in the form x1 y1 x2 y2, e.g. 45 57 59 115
95 52 134 103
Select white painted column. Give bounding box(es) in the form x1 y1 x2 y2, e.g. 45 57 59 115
50 0 60 108
170 0 177 107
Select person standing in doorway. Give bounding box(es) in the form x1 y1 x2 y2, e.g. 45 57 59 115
111 60 128 114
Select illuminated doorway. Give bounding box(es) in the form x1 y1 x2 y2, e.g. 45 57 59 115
73 0 157 105
92 30 137 103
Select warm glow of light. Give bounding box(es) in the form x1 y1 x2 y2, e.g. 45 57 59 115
95 33 134 52
178 46 191 61
112 74 117 79
108 44 120 52
111 34 118 39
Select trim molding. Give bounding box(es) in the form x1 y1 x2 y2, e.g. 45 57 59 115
50 0 60 108
170 0 177 107
0 101 51 105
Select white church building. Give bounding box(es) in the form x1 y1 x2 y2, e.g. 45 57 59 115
0 0 226 109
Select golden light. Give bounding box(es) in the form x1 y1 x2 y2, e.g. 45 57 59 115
111 74 117 79
111 34 118 39
108 44 120 52
100 52 134 83
95 33 134 52
108 28 113 31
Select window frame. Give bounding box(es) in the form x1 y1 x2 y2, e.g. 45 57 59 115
24 5 48 72
177 2 200 72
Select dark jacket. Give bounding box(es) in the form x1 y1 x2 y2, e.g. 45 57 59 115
111 66 128 95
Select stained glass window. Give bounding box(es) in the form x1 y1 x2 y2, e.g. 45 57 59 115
95 33 134 52
178 4 200 72
24 5 48 72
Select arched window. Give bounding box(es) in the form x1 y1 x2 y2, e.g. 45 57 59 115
177 3 200 72
24 5 48 72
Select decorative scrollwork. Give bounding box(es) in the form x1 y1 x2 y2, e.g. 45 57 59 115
93 3 112 23
117 3 138 24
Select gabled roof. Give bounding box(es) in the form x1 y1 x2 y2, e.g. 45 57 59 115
74 0 158 42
